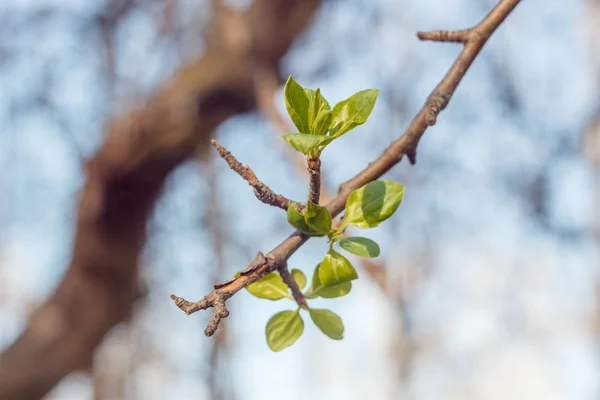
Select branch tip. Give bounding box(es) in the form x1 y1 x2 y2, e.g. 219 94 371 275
407 149 417 165
417 29 470 43
205 299 230 336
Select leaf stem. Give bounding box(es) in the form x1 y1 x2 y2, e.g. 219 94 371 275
328 239 335 251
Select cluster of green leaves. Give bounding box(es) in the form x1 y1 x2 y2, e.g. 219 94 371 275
245 267 347 351
282 76 380 159
241 77 405 352
249 179 404 351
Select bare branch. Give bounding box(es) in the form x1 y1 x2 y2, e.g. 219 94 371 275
211 139 293 210
171 294 231 336
172 250 296 334
171 0 521 335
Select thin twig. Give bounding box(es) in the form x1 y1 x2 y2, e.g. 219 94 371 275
172 251 286 335
417 29 471 43
307 157 322 204
278 263 308 308
211 139 293 210
172 0 521 335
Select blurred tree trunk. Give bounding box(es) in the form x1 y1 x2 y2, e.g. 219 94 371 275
0 1 321 399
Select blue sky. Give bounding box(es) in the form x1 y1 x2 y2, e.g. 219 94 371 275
1 0 599 399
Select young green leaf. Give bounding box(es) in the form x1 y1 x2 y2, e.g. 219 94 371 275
329 89 380 138
338 237 380 258
287 202 330 237
312 109 332 136
291 269 307 290
283 134 332 155
284 76 310 133
306 264 352 299
287 203 313 235
344 180 404 229
304 201 332 236
319 249 358 288
309 309 344 340
306 88 332 135
265 310 304 352
305 88 331 113
246 272 292 300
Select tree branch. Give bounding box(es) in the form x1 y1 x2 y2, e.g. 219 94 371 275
211 139 293 210
171 0 521 334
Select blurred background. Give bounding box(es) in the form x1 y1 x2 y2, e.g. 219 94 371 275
1 0 599 399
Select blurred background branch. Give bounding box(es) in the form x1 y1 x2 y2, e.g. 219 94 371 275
0 1 321 398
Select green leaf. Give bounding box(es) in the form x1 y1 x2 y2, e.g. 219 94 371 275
291 269 307 290
305 88 331 113
287 203 312 235
288 203 324 236
283 134 332 155
306 264 352 299
319 249 358 288
246 272 291 300
306 88 332 135
338 237 380 258
313 109 332 136
287 202 330 237
344 180 404 229
304 201 332 236
330 89 380 138
284 76 310 133
308 264 352 298
266 310 304 352
310 309 344 340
